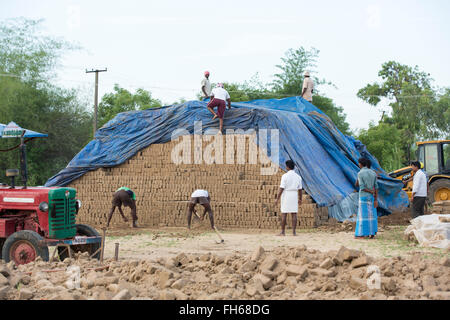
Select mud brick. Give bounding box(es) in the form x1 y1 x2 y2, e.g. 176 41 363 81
69 135 328 229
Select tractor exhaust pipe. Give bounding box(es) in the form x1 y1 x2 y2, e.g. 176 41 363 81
20 136 28 189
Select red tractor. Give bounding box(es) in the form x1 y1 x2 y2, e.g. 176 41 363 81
0 122 102 265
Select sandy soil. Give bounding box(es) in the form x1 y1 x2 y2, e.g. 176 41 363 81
2 224 448 301
102 225 448 262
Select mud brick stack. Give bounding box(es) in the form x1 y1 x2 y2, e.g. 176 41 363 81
429 201 450 214
69 134 329 229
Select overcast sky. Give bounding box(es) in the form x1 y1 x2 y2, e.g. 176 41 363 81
2 0 449 132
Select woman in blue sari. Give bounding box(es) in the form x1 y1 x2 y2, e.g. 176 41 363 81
354 158 378 239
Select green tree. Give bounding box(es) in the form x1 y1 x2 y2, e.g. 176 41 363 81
223 73 279 102
271 46 331 95
195 73 274 102
172 98 187 105
0 17 74 81
98 84 162 127
429 88 450 139
0 18 91 185
218 79 352 135
357 61 449 163
357 121 405 172
196 46 351 135
271 46 350 134
311 95 351 135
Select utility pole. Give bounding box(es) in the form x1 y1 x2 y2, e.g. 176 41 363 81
86 68 107 136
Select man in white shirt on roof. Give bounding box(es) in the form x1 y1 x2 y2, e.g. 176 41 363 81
411 161 428 218
275 160 303 236
207 83 231 132
301 71 314 102
201 71 211 100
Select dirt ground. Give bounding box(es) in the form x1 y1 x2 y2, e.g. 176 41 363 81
1 223 448 301
100 210 439 262
1 213 449 300
102 224 447 263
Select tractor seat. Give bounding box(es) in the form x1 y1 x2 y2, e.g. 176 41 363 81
6 169 19 177
6 169 19 189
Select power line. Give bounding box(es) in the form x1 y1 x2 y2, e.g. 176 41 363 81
0 72 444 98
86 68 107 135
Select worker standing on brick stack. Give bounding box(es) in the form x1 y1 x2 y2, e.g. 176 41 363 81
301 71 314 102
275 160 303 236
207 83 231 132
107 187 138 228
201 71 212 100
187 189 215 230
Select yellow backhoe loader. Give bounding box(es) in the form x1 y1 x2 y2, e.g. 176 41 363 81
388 140 450 203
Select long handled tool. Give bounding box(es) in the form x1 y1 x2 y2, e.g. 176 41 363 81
193 209 201 220
213 226 224 244
194 209 224 243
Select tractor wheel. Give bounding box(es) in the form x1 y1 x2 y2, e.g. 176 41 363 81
58 224 101 261
429 179 450 203
2 230 49 265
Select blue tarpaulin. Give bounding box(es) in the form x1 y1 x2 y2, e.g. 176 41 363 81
45 96 409 220
0 122 48 138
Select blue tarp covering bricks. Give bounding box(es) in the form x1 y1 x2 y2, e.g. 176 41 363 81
45 96 410 221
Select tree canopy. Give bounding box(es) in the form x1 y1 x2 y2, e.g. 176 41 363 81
98 84 162 128
357 121 404 172
217 47 351 135
0 18 74 81
271 47 331 95
3 18 446 180
357 61 450 165
0 18 91 185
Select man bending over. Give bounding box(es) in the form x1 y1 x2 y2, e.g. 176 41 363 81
187 189 215 230
107 187 138 228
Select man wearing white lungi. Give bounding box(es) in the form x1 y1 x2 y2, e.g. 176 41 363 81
275 160 303 236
